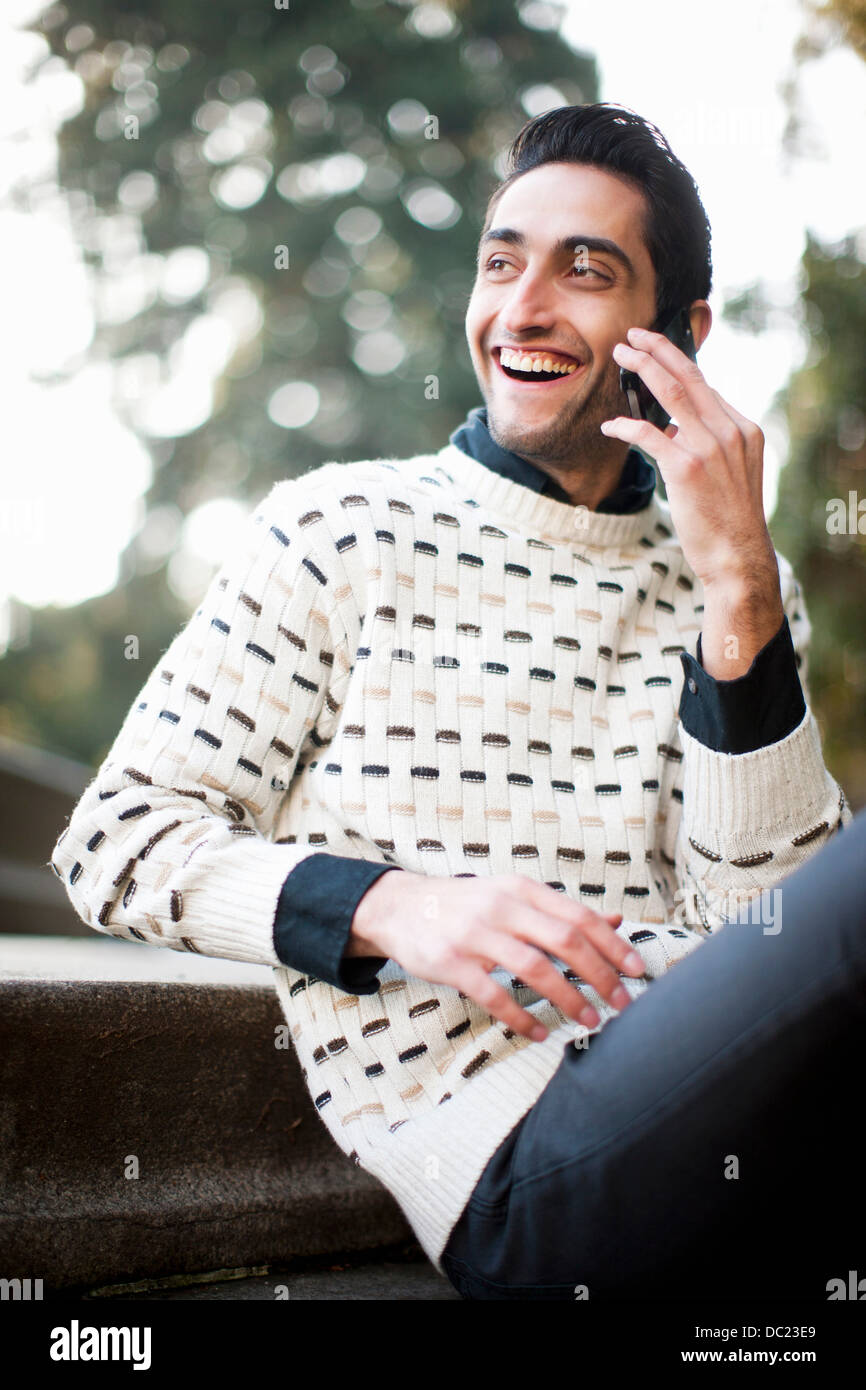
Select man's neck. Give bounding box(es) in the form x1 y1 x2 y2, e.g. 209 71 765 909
448 405 656 516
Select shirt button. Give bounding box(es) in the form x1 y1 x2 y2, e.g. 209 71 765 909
687 677 698 695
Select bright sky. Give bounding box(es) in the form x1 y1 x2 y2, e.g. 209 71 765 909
0 0 863 638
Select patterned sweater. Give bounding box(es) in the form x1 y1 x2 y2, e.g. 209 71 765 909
50 441 850 1275
272 411 810 996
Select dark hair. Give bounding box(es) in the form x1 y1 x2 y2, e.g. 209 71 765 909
482 102 712 330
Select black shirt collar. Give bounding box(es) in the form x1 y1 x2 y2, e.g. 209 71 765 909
448 405 656 514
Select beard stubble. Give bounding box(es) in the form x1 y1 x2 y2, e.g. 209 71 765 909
484 358 631 474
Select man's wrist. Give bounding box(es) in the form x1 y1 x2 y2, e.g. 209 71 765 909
346 871 398 957
344 922 384 958
700 566 784 680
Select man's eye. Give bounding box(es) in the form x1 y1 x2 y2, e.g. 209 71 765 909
483 258 609 280
489 259 608 278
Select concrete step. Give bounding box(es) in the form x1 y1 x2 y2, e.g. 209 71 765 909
0 936 418 1292
81 1250 459 1300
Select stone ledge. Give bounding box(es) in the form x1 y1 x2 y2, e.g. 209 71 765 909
0 932 278 983
0 936 414 1290
86 1254 460 1300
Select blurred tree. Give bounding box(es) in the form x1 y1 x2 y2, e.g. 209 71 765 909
771 234 865 806
0 0 597 764
724 0 866 809
800 0 865 60
783 0 866 809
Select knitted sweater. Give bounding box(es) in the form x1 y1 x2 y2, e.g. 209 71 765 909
272 414 809 997
51 442 851 1275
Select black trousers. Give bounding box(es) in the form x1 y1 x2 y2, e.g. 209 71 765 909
441 807 866 1300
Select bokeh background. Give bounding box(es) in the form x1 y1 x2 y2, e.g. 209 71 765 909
1 0 864 831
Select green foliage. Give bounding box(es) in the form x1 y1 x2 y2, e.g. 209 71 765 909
769 233 866 807
31 0 596 498
3 0 596 762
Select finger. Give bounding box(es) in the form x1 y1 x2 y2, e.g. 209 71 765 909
599 413 692 471
710 388 765 463
613 341 721 446
709 387 751 431
513 877 645 977
498 900 637 1012
455 963 558 1041
465 922 609 1025
625 327 737 435
570 906 646 967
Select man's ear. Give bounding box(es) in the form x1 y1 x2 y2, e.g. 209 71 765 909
689 300 712 352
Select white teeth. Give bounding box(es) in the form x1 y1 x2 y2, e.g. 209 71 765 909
499 349 577 375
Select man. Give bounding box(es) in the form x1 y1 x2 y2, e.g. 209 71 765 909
52 103 861 1300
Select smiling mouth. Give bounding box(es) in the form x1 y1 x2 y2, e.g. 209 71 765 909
493 347 587 386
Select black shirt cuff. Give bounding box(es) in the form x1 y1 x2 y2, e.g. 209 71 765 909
272 854 403 993
678 614 806 754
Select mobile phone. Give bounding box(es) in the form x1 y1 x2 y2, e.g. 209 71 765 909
618 307 697 431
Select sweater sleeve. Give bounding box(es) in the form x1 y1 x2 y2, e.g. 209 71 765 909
273 855 398 993
677 614 806 753
667 552 852 935
48 478 365 969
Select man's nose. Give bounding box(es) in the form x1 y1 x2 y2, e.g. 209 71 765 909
498 265 558 332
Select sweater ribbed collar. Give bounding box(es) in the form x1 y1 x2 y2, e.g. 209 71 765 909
433 407 664 547
448 405 657 514
431 443 666 548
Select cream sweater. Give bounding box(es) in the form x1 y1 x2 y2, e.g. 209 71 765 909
51 443 850 1275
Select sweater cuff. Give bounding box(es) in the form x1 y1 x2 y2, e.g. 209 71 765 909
678 614 805 754
678 705 833 842
273 854 402 994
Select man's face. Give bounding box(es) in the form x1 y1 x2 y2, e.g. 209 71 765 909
465 161 658 471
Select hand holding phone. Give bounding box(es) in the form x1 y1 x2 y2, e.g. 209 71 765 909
618 307 697 431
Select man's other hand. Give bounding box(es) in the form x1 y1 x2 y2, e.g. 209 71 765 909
348 870 647 1042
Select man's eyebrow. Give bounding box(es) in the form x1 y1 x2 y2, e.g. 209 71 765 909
478 227 635 280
